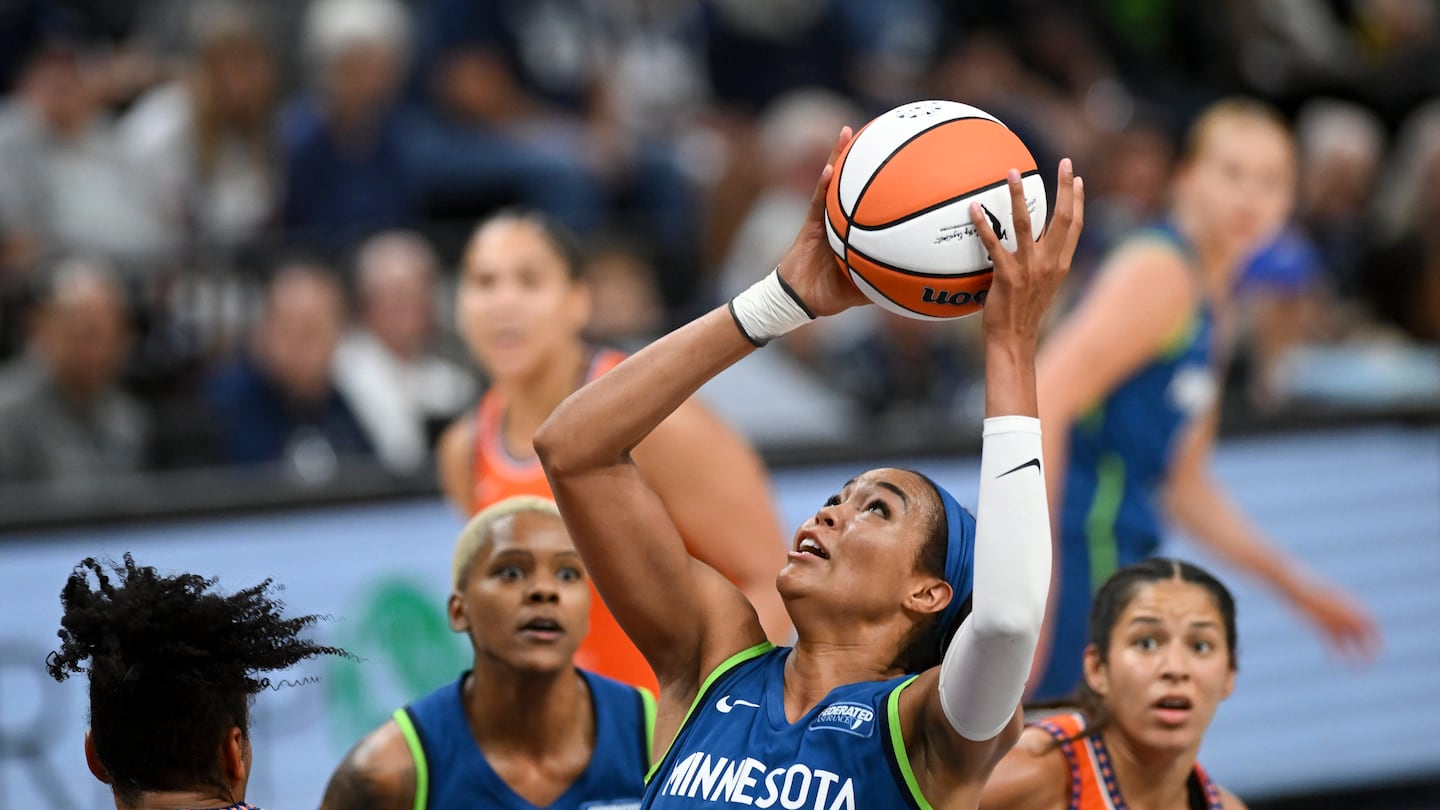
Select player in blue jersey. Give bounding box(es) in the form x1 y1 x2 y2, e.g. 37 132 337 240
535 132 1085 810
1030 98 1379 701
320 496 653 810
47 554 348 810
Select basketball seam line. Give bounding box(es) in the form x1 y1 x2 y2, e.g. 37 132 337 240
842 115 1007 228
824 215 852 274
846 269 952 320
846 241 996 280
851 168 1043 231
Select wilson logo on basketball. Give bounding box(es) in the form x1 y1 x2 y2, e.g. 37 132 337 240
922 288 989 307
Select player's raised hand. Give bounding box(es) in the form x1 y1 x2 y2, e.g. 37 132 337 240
1295 580 1382 662
973 158 1084 349
776 127 870 318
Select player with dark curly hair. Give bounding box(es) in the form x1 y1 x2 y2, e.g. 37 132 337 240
46 553 350 810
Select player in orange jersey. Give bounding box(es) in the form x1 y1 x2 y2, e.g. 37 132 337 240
982 558 1247 810
436 210 792 692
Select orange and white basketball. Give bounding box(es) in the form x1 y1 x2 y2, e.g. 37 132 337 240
824 100 1047 320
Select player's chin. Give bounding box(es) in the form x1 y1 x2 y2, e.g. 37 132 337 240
775 563 825 598
1136 726 1202 757
501 643 581 675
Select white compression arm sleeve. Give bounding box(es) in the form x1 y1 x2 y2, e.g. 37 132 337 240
938 415 1052 741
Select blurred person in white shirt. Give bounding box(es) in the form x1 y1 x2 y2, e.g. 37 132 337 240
0 32 170 275
119 2 281 262
335 230 477 475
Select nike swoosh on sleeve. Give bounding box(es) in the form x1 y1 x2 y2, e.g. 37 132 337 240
998 458 1041 478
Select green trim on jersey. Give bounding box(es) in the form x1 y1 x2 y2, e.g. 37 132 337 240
637 686 658 767
885 676 933 810
1084 452 1127 593
1160 312 1199 361
643 641 775 784
392 708 429 810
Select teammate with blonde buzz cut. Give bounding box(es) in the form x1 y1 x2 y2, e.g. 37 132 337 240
321 496 652 810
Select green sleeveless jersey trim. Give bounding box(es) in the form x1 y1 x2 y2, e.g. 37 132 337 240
884 676 933 810
643 641 775 784
392 707 429 810
638 686 658 767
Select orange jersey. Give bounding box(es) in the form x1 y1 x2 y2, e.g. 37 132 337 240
1032 712 1224 810
468 348 659 693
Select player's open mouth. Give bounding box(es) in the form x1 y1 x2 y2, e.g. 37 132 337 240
1152 695 1193 724
795 537 830 560
519 617 564 640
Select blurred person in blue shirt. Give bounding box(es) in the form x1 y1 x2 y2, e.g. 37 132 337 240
411 0 701 311
280 0 421 256
205 261 373 478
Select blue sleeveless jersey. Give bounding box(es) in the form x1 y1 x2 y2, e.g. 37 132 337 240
1036 221 1218 700
396 669 655 810
645 643 933 810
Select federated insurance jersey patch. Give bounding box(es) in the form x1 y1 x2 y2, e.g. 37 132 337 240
808 702 876 738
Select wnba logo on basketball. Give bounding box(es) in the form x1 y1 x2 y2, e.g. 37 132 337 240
922 287 988 307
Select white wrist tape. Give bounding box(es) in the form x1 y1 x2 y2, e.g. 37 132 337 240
729 268 815 346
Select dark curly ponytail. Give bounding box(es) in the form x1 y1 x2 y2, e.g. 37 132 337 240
47 554 351 804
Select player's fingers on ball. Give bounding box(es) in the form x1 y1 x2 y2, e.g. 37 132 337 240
825 125 853 171
808 163 835 219
1006 169 1033 257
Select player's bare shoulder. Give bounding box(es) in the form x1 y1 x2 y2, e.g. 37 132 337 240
976 723 1071 810
320 718 417 810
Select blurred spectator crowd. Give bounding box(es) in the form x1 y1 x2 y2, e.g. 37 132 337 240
0 0 1437 498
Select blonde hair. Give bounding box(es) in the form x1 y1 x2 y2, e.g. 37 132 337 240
1180 96 1295 166
451 496 564 589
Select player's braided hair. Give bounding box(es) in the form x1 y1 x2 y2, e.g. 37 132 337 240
47 553 351 803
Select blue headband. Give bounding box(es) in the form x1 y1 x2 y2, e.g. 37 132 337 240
929 479 976 657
